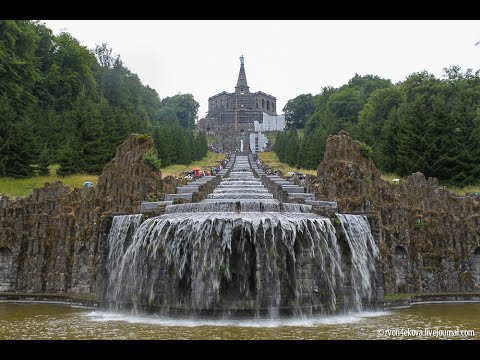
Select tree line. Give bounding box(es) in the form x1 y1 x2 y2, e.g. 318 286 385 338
0 20 206 178
277 69 480 186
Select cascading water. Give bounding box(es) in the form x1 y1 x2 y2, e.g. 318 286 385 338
337 214 380 311
105 214 143 308
103 156 380 317
165 201 312 214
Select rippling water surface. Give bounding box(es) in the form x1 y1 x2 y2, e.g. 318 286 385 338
1 303 479 339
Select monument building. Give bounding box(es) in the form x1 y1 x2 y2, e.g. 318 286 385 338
199 56 285 135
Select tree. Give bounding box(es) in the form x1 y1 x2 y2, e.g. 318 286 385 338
356 87 403 167
283 94 316 130
161 94 199 129
377 108 400 173
324 87 364 134
57 141 82 176
347 74 392 102
0 21 170 178
394 72 440 176
2 120 36 178
304 87 337 133
284 130 299 166
0 20 42 113
158 106 179 124
0 96 15 176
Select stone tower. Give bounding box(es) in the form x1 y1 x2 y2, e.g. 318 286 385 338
235 55 250 95
201 56 277 134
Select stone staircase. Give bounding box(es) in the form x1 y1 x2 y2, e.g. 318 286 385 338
251 154 338 214
139 155 235 213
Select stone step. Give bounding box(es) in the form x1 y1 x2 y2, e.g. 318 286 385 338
287 193 316 200
140 201 173 212
282 187 306 193
188 179 211 184
188 177 215 183
305 200 338 209
165 193 193 201
176 186 200 194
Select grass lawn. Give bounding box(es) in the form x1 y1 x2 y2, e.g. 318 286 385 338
257 152 317 176
0 164 98 198
258 154 480 197
380 173 480 196
160 151 225 178
447 184 480 196
380 173 406 182
383 293 412 301
0 152 226 198
206 134 221 144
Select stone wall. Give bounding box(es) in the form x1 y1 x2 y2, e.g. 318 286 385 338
2 130 479 298
261 175 289 203
0 134 178 295
309 131 480 295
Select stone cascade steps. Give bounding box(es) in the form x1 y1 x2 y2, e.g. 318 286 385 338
305 200 338 212
165 193 194 201
281 186 306 194
265 175 308 195
139 201 173 212
256 164 340 211
174 176 218 197
140 158 232 212
287 193 316 200
141 155 337 214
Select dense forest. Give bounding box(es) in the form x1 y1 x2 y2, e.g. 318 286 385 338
0 20 207 178
276 69 480 186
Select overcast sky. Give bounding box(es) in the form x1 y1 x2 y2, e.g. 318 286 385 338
43 20 480 119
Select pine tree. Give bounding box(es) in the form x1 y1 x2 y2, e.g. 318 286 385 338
3 120 36 178
284 130 299 167
57 140 82 176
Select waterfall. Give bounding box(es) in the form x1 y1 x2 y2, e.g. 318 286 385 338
105 212 344 316
102 156 380 317
208 193 274 199
165 201 312 214
336 214 379 311
105 214 143 307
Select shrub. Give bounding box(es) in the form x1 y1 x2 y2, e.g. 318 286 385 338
144 150 161 171
359 143 373 159
414 219 427 231
137 133 151 143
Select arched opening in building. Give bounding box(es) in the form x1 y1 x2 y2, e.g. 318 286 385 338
393 245 408 293
267 100 270 111
474 247 480 287
0 247 13 289
262 99 265 108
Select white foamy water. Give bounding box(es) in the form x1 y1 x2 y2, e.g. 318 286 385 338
85 310 391 328
103 156 380 316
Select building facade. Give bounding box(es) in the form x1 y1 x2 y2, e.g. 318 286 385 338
200 56 278 133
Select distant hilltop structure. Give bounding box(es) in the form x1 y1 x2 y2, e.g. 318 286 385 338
199 56 285 152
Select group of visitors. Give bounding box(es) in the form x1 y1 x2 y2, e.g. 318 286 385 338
211 151 232 175
183 151 232 180
255 158 307 185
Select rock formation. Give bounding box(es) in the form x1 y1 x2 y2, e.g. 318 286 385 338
309 131 480 294
0 134 179 294
1 130 479 299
